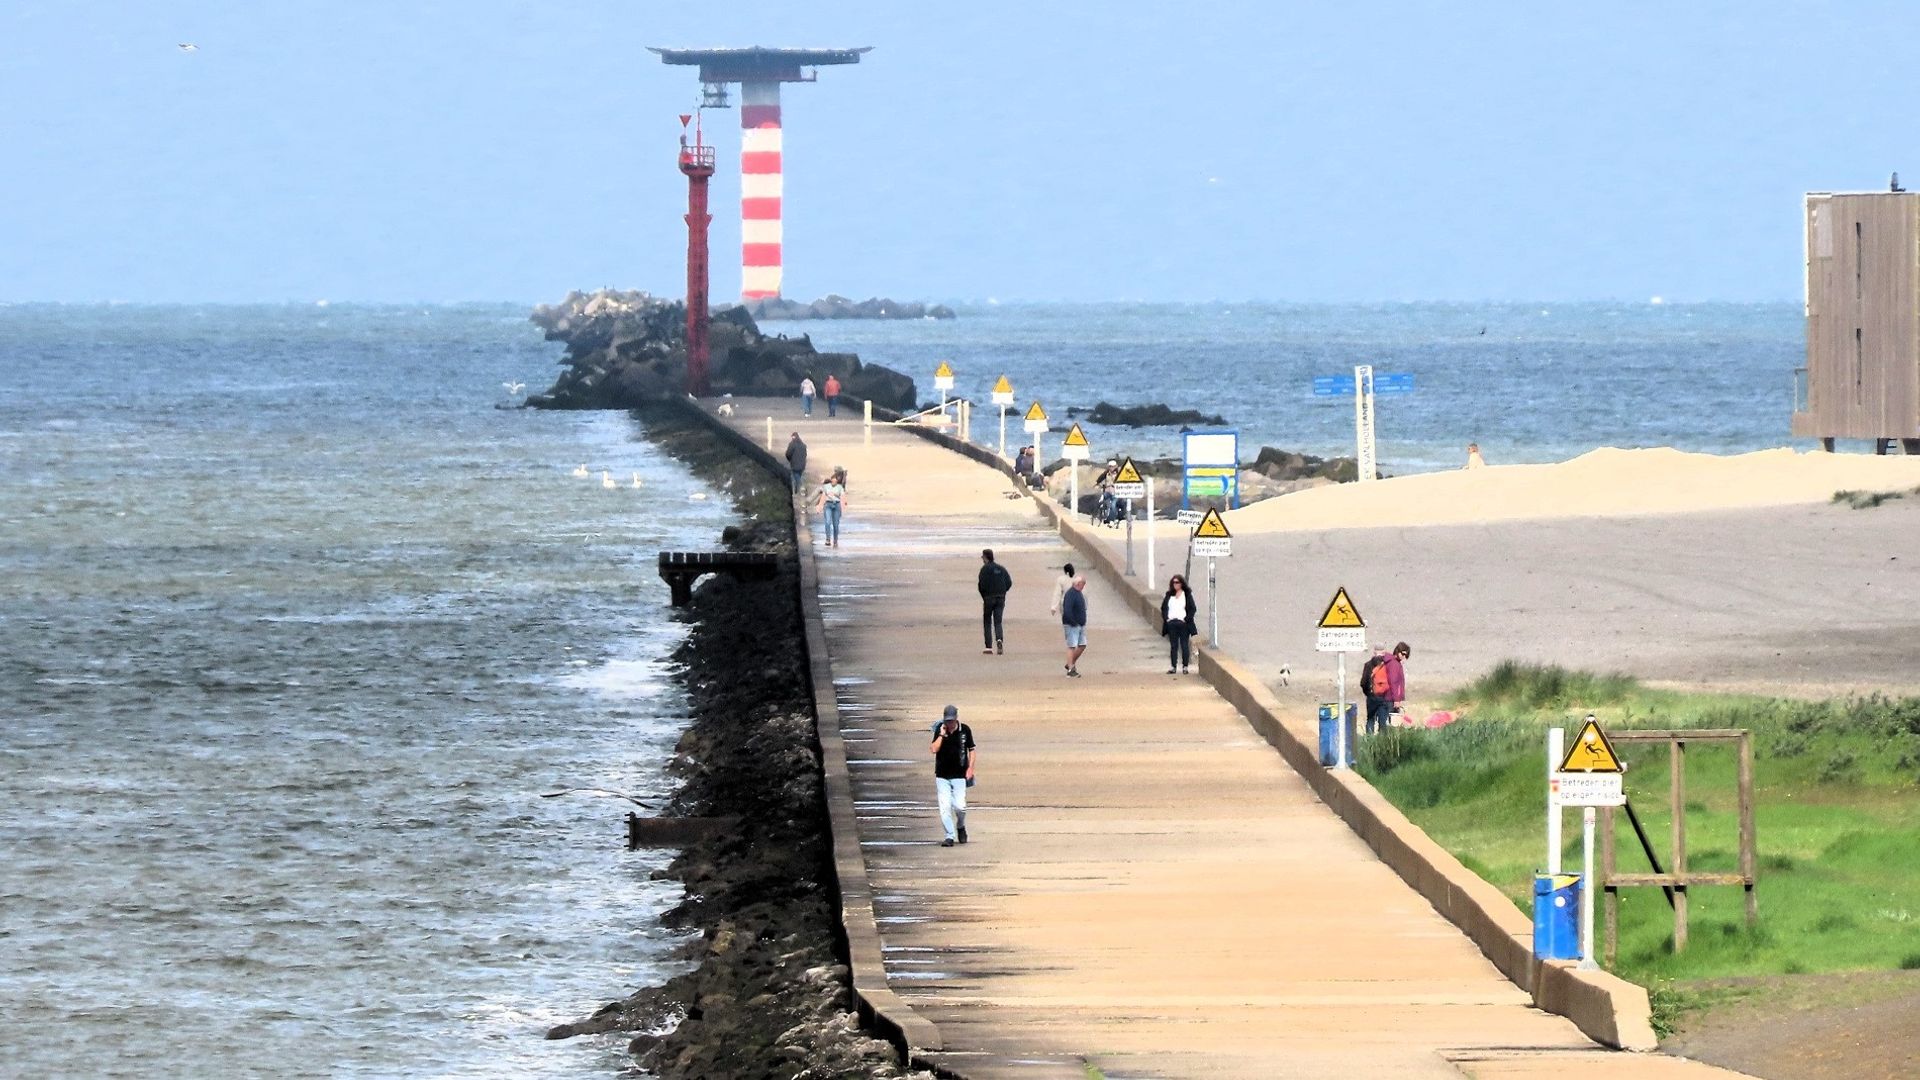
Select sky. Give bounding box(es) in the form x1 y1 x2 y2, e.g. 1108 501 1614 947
2 1 1915 303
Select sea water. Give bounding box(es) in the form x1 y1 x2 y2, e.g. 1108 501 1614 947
769 301 1808 472
0 300 1807 1077
0 304 733 1078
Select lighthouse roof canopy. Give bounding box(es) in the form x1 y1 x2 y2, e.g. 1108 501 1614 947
649 46 870 82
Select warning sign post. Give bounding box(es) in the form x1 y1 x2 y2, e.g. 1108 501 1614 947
1314 586 1366 770
1062 424 1091 517
1115 457 1147 578
1181 508 1231 648
992 376 1015 458
1544 715 1629 971
934 361 955 424
1023 401 1049 473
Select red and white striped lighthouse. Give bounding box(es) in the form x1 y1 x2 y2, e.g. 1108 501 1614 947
650 47 870 302
739 82 783 300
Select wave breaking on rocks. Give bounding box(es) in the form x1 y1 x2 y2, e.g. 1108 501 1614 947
745 294 956 321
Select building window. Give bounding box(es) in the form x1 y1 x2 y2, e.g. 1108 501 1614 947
1855 221 1863 300
1855 327 1865 404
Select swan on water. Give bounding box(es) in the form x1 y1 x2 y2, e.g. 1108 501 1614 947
601 470 615 489
631 473 644 488
688 492 709 501
571 464 589 478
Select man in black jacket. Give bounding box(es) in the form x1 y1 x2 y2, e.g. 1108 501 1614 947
784 432 807 493
977 548 1012 655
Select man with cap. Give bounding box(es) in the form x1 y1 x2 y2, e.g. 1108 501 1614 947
929 705 977 846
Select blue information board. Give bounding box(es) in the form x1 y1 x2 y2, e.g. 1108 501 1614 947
1182 429 1240 510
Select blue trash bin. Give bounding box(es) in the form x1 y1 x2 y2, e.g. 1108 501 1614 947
1532 873 1582 960
1317 702 1359 766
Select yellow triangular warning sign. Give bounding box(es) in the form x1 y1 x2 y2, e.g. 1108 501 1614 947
1558 720 1624 773
1063 423 1089 447
1316 587 1365 629
1194 508 1231 538
992 375 1013 394
934 361 953 378
1114 457 1143 484
1024 401 1047 422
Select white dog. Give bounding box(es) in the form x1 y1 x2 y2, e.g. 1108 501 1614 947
1276 663 1291 687
716 402 736 417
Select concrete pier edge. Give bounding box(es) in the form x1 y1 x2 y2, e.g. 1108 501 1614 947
670 401 946 1061
874 407 1660 1054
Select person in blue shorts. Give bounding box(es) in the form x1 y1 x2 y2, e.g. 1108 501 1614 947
1060 574 1087 677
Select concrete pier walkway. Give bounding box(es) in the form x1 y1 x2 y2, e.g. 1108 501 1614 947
713 403 1746 1080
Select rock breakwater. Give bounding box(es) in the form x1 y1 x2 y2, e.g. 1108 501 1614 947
545 404 929 1080
528 289 916 411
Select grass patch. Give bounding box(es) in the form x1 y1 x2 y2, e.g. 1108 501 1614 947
1831 485 1920 509
1358 663 1920 985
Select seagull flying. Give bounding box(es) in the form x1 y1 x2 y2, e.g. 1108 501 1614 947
502 381 525 395
178 43 198 52
540 788 651 808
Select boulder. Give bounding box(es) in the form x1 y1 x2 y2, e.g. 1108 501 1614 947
1248 446 1359 483
1084 402 1229 428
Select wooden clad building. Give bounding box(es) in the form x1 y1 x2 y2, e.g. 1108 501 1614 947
1796 191 1920 453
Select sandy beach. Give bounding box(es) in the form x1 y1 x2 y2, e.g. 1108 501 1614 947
1088 449 1920 704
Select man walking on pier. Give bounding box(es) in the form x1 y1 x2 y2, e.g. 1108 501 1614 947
823 373 841 417
930 705 976 846
977 549 1012 654
1061 575 1088 677
784 432 807 494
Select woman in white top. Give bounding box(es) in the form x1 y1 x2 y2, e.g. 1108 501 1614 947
813 475 846 546
1048 562 1076 615
800 376 817 417
1160 574 1198 674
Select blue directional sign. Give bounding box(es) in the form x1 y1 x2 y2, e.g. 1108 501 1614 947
1313 373 1415 396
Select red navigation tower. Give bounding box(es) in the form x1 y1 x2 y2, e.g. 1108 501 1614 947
678 114 716 397
651 46 870 301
